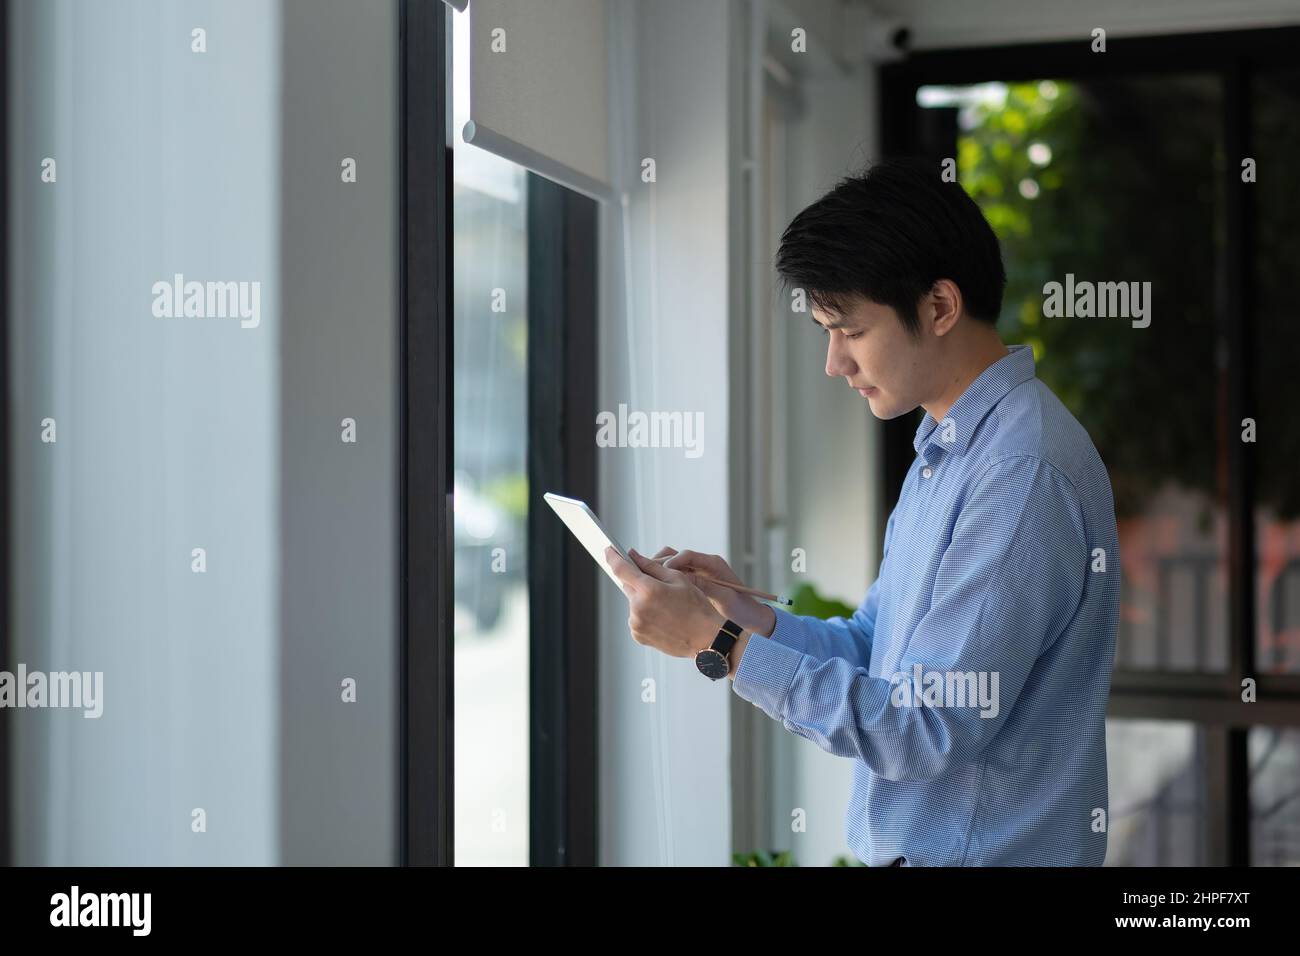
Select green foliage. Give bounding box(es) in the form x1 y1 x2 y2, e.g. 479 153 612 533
482 473 528 519
956 78 1253 517
787 582 856 621
506 316 528 370
733 849 797 867
832 855 867 867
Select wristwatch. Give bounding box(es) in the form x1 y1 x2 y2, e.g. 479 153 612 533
695 618 744 681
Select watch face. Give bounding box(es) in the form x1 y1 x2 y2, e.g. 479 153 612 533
695 648 729 681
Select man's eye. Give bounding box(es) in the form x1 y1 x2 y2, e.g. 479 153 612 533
817 325 861 339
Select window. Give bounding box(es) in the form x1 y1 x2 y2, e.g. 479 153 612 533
915 74 1227 674
449 5 598 866
1106 720 1208 865
451 144 530 865
1252 67 1300 676
1249 726 1300 865
882 26 1300 865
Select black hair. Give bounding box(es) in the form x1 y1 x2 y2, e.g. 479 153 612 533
774 157 1006 334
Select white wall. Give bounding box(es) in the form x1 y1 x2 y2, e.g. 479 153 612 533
276 0 400 866
7 0 400 865
597 0 735 866
9 0 280 864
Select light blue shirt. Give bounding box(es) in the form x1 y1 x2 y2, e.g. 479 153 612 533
733 344 1120 866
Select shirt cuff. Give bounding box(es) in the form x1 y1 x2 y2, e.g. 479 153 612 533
765 608 818 657
731 631 804 721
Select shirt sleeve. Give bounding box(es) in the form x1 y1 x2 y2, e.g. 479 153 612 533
765 507 897 670
731 455 1088 782
766 577 881 671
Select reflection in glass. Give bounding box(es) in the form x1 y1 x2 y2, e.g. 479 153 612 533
1105 720 1207 865
1253 69 1300 675
1249 727 1300 865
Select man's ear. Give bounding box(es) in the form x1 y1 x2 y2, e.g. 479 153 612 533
929 279 963 337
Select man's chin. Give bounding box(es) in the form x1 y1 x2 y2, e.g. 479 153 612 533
865 397 916 421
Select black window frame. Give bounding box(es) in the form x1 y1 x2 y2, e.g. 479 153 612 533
879 25 1300 866
526 173 599 867
400 0 453 866
413 11 601 866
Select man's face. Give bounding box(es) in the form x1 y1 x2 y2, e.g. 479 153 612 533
813 296 933 420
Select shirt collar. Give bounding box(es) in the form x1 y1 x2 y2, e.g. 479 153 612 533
912 344 1036 456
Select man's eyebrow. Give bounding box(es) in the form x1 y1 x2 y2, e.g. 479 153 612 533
810 314 852 331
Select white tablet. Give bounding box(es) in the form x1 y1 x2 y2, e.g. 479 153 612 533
543 492 629 588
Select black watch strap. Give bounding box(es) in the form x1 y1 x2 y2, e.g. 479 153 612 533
712 618 743 653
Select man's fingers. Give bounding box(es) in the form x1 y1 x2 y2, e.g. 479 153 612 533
650 546 678 561
605 547 643 589
663 549 707 571
689 576 734 602
629 548 683 584
663 550 737 583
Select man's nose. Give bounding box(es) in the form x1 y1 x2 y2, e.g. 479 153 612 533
825 335 857 378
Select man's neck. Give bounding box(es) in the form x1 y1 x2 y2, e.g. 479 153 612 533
922 335 1010 424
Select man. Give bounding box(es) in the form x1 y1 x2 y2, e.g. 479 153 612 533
606 157 1121 867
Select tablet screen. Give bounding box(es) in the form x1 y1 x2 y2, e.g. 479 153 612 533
543 493 629 588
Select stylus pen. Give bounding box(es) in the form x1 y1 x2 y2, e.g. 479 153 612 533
649 557 793 606
710 580 794 607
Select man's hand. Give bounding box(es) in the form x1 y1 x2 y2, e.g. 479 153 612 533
658 549 776 638
606 547 723 659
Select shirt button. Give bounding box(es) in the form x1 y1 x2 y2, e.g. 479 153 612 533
921 466 933 479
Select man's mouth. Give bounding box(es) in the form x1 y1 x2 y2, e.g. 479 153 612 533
855 385 878 398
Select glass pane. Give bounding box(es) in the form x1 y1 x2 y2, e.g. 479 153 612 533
1105 720 1208 865
1249 726 1300 865
452 7 530 866
921 77 1228 672
1252 68 1300 675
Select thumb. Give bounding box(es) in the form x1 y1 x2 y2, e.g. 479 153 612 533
604 547 643 590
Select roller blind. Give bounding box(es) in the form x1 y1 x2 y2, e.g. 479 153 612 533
464 0 614 201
